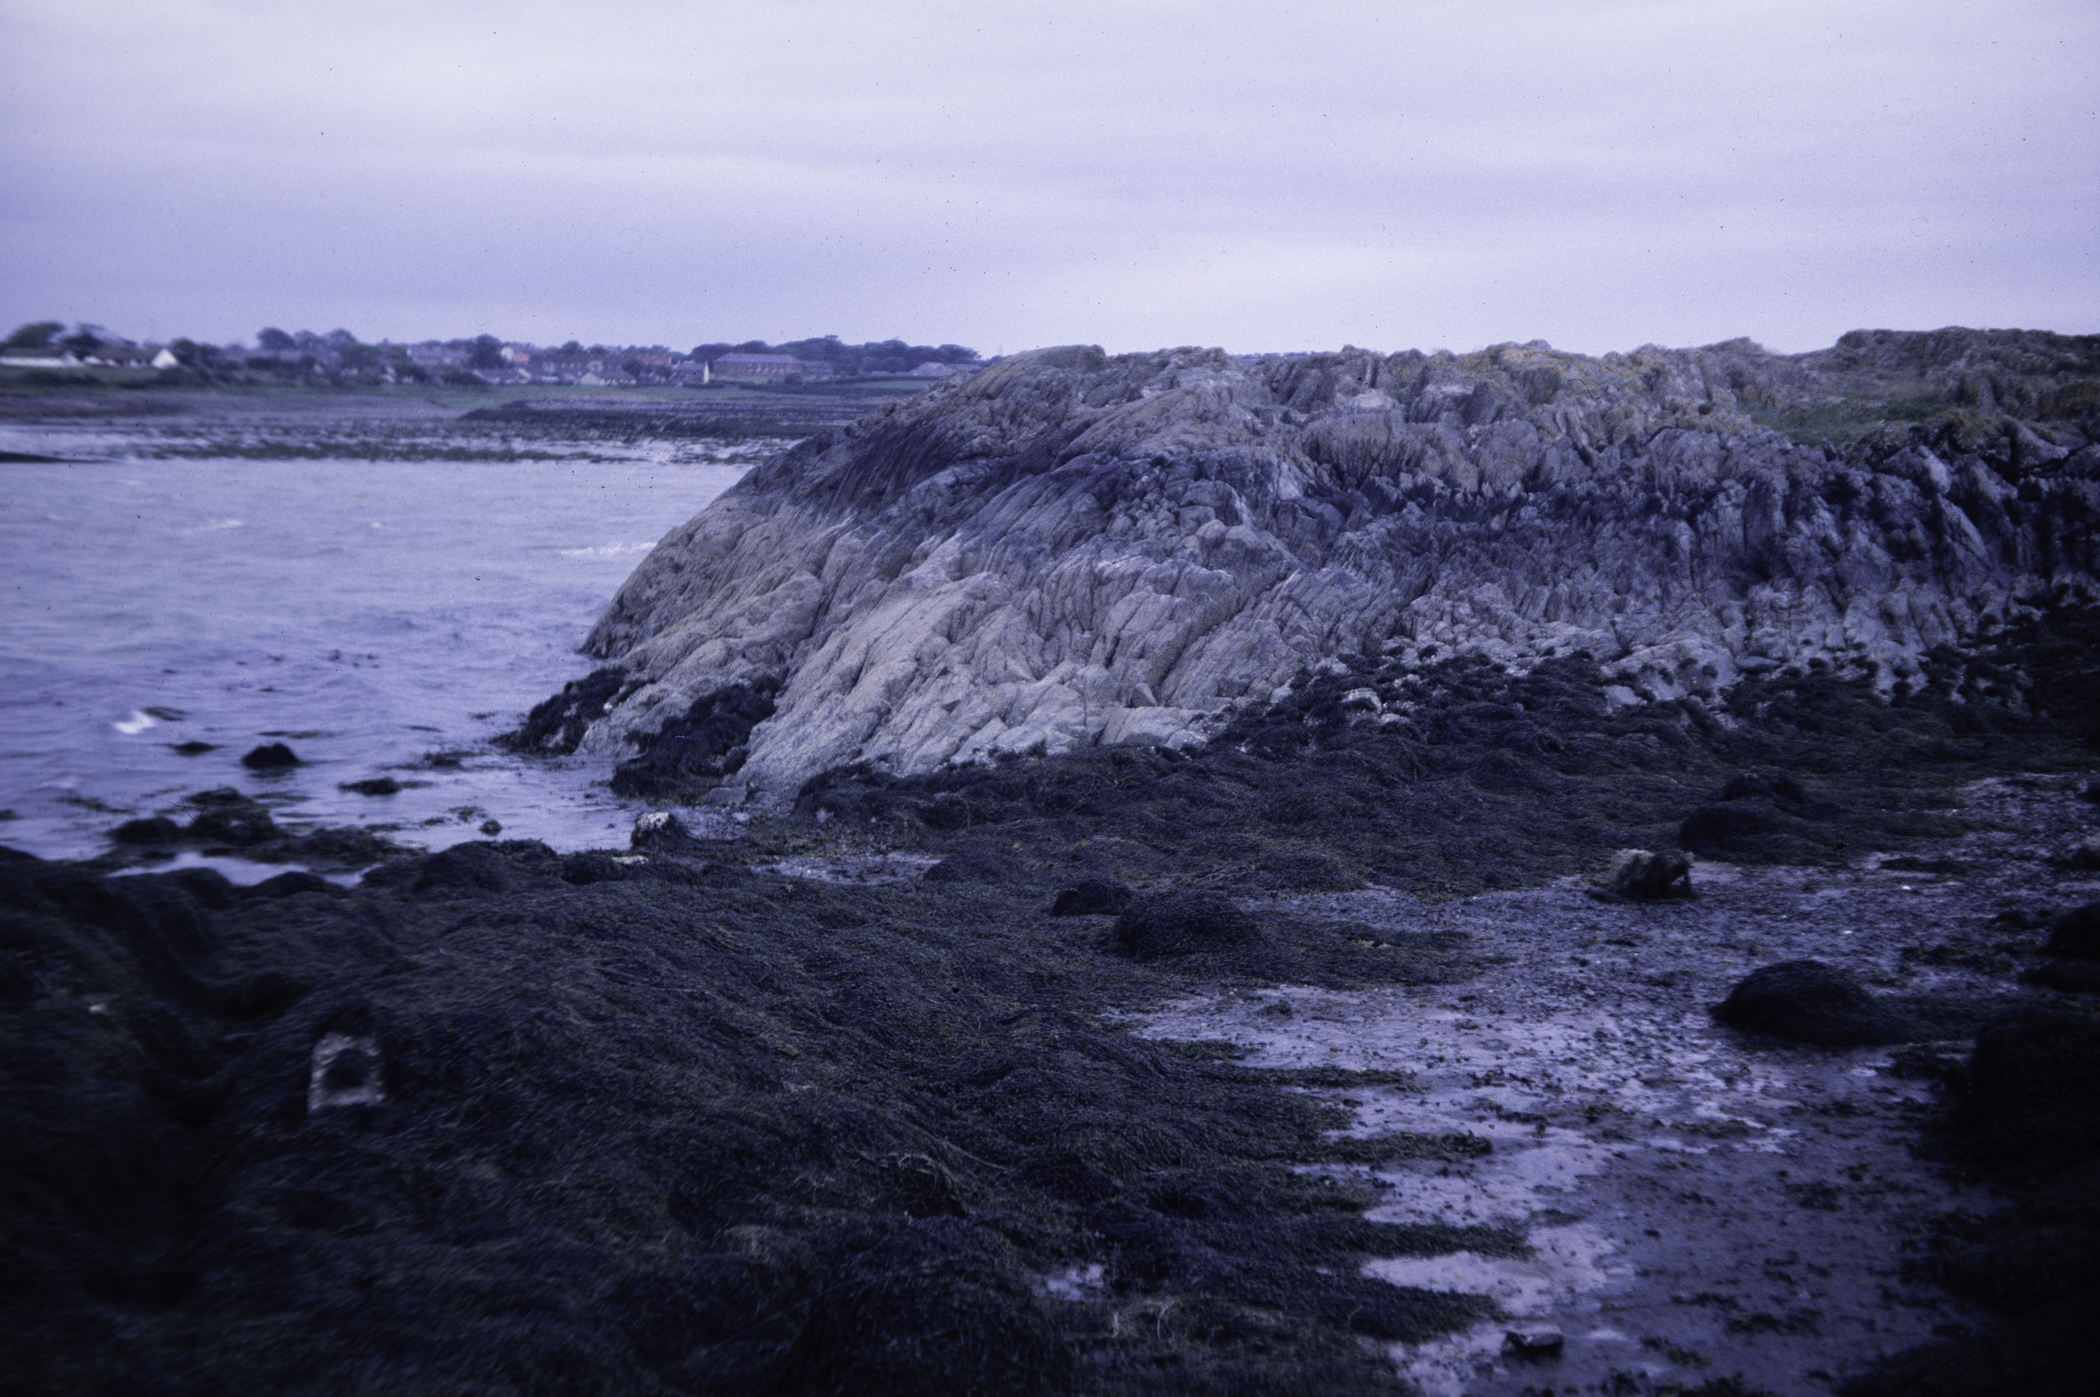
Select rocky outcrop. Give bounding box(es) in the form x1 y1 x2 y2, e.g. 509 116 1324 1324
567 331 2100 803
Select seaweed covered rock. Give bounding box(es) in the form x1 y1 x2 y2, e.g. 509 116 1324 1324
239 742 301 771
2046 903 2100 960
544 332 2100 803
1712 959 1901 1045
1048 877 1135 916
609 680 778 801
1114 891 1260 961
782 1219 1067 1396
1594 848 1694 901
1959 1008 2100 1156
496 665 627 755
183 790 278 847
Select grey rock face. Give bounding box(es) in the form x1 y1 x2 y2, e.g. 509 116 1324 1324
576 332 2100 802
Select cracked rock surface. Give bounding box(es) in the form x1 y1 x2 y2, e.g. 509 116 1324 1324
571 330 2099 803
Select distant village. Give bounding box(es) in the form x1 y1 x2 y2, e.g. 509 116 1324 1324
0 322 985 388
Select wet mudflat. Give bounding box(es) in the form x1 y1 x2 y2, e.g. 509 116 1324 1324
1123 774 2099 1395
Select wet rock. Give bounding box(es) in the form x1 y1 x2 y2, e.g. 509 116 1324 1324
1712 960 1901 1046
239 743 301 771
339 777 401 796
2066 834 2100 871
184 790 278 847
1048 877 1135 916
1594 848 1694 901
361 840 561 899
1113 891 1260 960
109 817 181 846
278 827 402 868
168 740 219 756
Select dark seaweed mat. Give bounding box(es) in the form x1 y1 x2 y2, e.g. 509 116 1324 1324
0 843 1504 1396
793 600 2100 894
1841 1008 2100 1397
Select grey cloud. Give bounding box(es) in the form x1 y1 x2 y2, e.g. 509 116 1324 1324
1 1 2093 354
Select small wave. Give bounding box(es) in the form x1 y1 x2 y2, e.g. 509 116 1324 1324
113 709 160 734
559 542 657 558
187 518 246 534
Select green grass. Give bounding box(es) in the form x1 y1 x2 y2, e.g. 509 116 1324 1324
1749 391 1957 446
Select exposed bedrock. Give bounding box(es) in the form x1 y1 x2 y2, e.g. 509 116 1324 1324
572 330 2100 802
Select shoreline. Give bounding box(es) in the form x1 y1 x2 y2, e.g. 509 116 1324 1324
7 629 2098 1394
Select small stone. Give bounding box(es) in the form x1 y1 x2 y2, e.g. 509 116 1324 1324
479 819 502 836
341 777 403 796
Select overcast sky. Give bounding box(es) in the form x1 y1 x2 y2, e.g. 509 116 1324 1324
3 1 2094 357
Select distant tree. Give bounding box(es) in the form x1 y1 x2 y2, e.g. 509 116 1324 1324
337 341 384 374
167 338 224 370
466 335 505 371
620 358 647 381
560 340 584 354
257 327 296 351
689 342 734 364
323 328 359 349
5 321 64 350
58 325 105 357
293 330 322 349
733 340 770 354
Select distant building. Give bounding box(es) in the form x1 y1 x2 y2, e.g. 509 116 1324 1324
710 353 807 381
0 347 79 368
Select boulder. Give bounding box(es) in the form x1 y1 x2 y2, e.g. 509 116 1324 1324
1048 877 1135 916
1959 1008 2100 1152
537 333 2099 804
1113 891 1260 960
109 817 181 846
1712 960 1901 1045
2045 903 2100 961
1594 849 1694 901
240 743 301 771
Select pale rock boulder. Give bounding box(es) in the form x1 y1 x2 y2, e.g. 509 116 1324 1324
576 333 2100 802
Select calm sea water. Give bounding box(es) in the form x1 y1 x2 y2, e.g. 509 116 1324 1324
0 433 756 868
